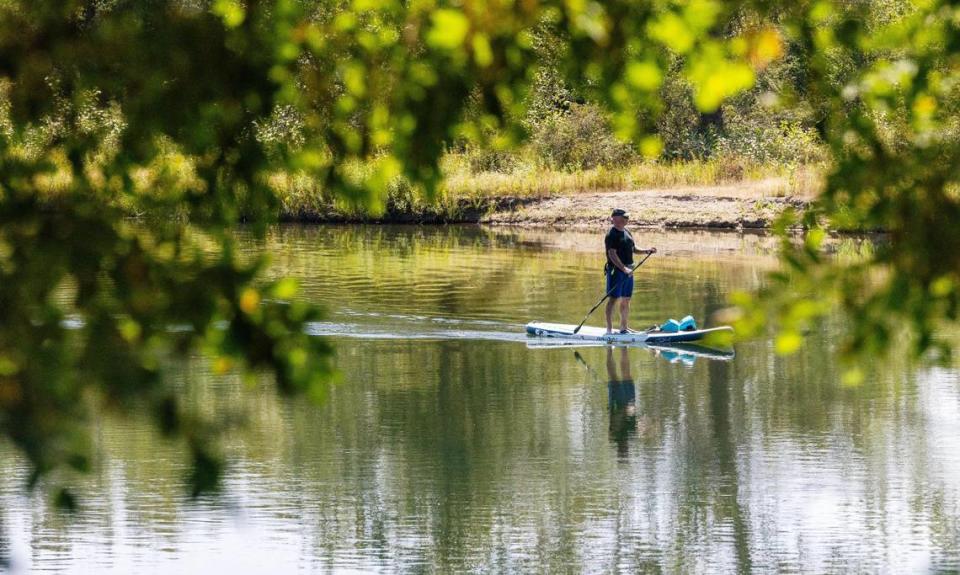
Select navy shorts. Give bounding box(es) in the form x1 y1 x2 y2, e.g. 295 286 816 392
606 268 634 298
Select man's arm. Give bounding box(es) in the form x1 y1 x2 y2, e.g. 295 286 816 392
633 246 657 255
608 249 631 273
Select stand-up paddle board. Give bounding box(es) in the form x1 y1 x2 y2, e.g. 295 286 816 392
525 321 733 344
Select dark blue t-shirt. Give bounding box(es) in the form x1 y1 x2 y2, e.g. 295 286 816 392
605 227 635 271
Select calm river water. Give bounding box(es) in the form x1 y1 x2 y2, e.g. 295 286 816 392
2 225 960 574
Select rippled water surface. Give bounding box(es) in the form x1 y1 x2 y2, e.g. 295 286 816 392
3 224 960 574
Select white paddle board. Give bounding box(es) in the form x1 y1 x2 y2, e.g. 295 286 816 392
525 322 733 344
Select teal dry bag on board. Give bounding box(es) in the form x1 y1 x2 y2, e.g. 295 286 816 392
660 315 698 333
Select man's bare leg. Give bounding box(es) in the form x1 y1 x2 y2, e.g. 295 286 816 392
605 297 618 333
618 297 631 332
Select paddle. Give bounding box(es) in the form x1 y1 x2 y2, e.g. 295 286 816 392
573 351 601 383
572 251 654 334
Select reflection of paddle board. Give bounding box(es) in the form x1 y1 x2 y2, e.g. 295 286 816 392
648 342 734 360
526 338 735 361
648 342 735 363
525 322 733 344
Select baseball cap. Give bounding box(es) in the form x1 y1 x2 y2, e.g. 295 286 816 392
611 208 629 218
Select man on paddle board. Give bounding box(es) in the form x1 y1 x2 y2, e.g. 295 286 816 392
605 208 656 334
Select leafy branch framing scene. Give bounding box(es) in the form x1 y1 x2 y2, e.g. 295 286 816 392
2 0 959 572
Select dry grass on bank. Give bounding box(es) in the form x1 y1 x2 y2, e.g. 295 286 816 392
439 154 823 201
272 153 824 220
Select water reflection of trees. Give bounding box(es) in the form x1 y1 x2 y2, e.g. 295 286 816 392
6 334 960 572
3 227 960 571
0 509 9 571
252 225 785 326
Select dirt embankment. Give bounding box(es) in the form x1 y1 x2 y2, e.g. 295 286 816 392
481 181 809 229
280 178 811 229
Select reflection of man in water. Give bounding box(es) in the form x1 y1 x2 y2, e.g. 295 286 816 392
607 346 637 457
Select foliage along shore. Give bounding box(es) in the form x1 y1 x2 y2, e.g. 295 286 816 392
274 158 819 230
277 187 809 229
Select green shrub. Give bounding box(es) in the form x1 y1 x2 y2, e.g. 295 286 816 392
655 73 718 160
463 145 520 174
531 103 636 170
716 119 825 166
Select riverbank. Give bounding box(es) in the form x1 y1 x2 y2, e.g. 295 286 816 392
278 175 813 230
481 178 809 229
